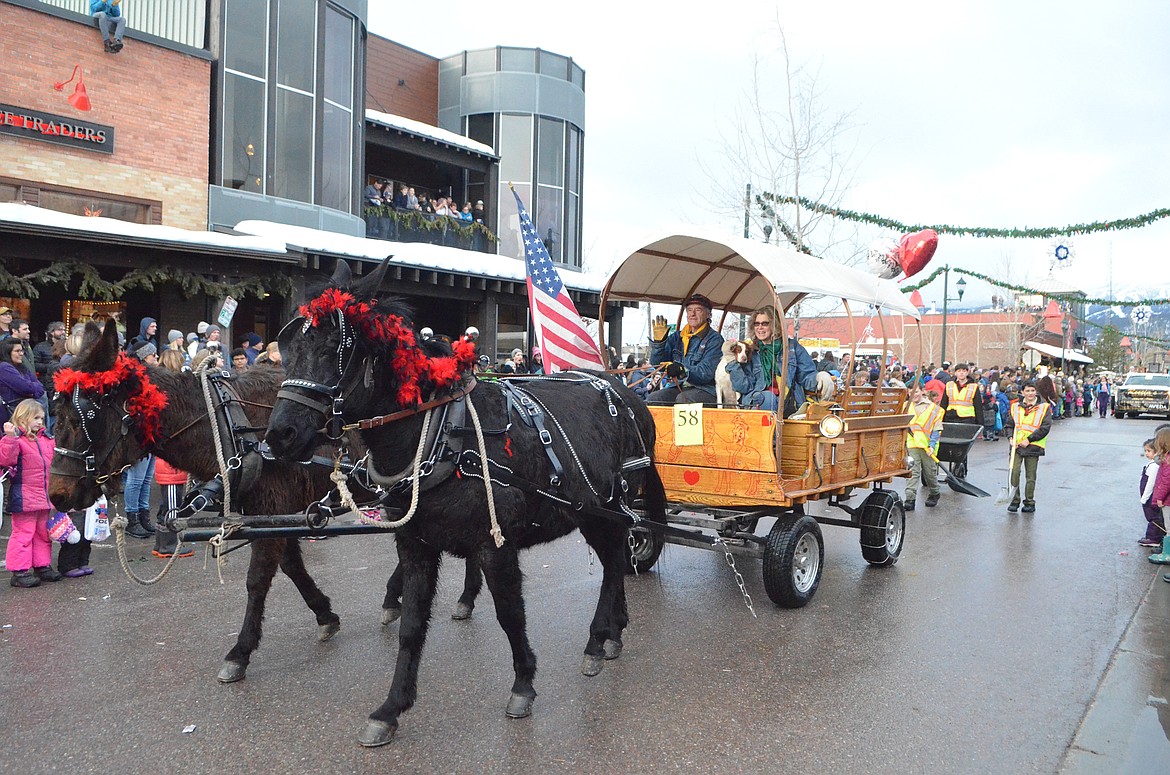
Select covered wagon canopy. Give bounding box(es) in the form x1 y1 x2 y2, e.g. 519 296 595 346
602 231 922 319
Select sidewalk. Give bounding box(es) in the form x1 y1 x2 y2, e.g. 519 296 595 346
1061 566 1170 773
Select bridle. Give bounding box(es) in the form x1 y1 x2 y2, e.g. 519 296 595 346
275 309 361 440
51 384 137 485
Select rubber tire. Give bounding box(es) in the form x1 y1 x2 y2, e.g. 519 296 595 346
952 459 968 480
859 490 906 567
762 513 823 608
625 526 664 574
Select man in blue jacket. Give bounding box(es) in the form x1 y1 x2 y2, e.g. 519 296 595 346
91 0 126 53
648 293 724 405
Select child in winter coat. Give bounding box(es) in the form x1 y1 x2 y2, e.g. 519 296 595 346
1 399 61 587
1139 438 1163 548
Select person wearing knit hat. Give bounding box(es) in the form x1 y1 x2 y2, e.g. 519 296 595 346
242 332 264 365
197 321 209 335
134 342 158 364
529 346 545 375
167 329 184 346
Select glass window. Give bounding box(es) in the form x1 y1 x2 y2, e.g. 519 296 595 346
222 73 266 193
224 0 269 78
498 114 532 180
537 117 564 187
39 189 150 223
565 192 580 268
497 181 530 261
538 50 568 79
535 186 563 263
467 113 494 149
322 6 353 108
320 101 351 211
567 125 581 195
276 0 316 92
274 88 314 201
570 63 585 90
500 47 535 73
466 48 497 74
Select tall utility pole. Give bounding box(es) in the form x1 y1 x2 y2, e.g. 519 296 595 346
743 183 752 239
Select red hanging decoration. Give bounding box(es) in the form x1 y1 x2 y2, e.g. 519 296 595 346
299 289 477 407
54 353 169 446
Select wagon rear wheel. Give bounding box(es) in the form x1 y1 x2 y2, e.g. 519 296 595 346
951 459 968 480
625 526 664 574
859 490 906 567
762 513 823 608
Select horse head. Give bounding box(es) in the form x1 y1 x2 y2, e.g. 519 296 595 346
267 258 476 462
49 321 169 511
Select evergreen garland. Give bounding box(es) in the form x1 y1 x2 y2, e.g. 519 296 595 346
757 192 1170 239
0 259 296 301
900 266 1170 307
363 207 497 243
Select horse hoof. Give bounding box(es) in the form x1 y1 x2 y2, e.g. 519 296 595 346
381 607 401 626
505 693 534 719
216 662 246 683
357 720 397 748
318 621 341 642
603 639 623 660
451 602 473 621
581 654 605 677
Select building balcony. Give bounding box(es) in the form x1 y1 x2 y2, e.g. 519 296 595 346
363 207 495 253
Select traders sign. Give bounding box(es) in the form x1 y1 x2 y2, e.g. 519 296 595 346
0 103 114 154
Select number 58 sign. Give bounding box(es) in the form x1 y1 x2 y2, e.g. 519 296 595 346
672 403 703 446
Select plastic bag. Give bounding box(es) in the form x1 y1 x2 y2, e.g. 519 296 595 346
83 495 110 542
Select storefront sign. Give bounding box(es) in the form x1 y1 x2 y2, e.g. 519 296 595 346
0 102 114 154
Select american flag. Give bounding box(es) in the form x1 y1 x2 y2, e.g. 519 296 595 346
512 189 606 372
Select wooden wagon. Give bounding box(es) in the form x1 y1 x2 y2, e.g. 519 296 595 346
599 231 922 607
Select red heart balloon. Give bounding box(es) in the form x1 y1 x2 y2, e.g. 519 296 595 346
897 229 938 279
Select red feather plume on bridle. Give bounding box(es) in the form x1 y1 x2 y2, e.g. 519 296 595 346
299 289 477 406
54 353 169 446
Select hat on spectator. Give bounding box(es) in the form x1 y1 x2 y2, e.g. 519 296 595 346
206 324 220 334
187 332 199 343
682 293 713 311
134 342 157 361
475 200 484 206
477 355 490 366
47 512 80 544
531 346 542 357
168 329 184 344
0 307 12 316
245 332 263 347
197 321 210 334
510 348 524 359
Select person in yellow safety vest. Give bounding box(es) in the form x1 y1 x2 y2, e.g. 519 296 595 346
941 362 985 425
904 387 945 510
1003 382 1052 513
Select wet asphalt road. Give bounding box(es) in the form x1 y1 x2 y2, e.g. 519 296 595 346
1 413 1167 774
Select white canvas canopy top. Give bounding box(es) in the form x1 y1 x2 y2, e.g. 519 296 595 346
602 231 922 319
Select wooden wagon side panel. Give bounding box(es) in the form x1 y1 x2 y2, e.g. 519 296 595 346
656 463 786 506
649 406 778 472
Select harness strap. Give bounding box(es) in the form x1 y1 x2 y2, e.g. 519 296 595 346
497 380 566 486
342 378 478 432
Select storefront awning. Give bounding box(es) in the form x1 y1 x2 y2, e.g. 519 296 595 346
1023 340 1094 364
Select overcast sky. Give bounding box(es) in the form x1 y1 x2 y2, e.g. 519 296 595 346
369 1 1170 326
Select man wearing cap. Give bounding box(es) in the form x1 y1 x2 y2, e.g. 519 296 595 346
942 362 985 426
0 306 13 338
529 347 545 375
241 332 264 365
648 293 724 405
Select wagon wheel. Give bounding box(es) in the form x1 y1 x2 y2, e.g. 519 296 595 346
762 512 823 608
951 458 968 480
859 490 906 567
625 525 664 574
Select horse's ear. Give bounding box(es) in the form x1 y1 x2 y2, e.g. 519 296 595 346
354 254 394 300
329 259 352 289
81 322 102 351
86 321 120 370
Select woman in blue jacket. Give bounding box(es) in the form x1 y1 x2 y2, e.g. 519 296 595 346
725 306 820 417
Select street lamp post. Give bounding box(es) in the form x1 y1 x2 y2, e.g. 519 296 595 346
938 267 967 365
1061 314 1070 375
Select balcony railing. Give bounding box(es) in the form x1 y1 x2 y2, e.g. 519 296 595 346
37 0 207 49
364 208 496 254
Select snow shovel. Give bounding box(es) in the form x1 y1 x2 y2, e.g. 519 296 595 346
995 443 1018 505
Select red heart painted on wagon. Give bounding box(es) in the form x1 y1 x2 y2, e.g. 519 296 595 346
683 470 700 486
760 415 773 426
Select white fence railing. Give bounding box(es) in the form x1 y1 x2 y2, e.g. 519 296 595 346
36 0 207 49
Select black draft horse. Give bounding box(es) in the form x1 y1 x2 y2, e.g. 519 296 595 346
46 323 482 683
265 259 667 747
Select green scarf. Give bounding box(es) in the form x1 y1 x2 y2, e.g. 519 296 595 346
756 339 782 385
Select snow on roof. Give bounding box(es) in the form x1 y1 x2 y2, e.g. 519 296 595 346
0 202 289 256
365 110 497 158
1030 273 1085 296
232 220 607 293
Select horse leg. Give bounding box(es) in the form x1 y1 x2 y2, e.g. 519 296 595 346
478 545 539 719
450 554 484 621
218 539 282 683
577 521 631 677
358 536 441 748
278 538 341 641
382 563 403 625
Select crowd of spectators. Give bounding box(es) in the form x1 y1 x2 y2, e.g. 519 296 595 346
363 179 487 226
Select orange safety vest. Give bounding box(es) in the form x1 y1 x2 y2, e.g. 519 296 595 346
907 401 944 453
946 381 977 418
1010 400 1049 448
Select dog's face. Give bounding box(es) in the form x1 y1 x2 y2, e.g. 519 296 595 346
722 338 756 363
